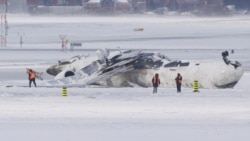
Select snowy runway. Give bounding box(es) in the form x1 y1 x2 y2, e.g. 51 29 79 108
1 86 250 141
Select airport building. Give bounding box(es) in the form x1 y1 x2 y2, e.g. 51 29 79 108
0 0 249 14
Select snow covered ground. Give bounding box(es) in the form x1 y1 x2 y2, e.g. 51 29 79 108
0 14 250 141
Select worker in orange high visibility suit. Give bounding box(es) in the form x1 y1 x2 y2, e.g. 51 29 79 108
28 69 37 87
152 73 160 94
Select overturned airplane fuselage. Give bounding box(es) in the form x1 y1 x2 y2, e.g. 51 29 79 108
46 49 244 88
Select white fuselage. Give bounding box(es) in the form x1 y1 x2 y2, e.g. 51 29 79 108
109 61 243 88
47 49 244 89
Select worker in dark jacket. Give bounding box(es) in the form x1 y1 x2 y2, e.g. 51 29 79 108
152 73 160 94
175 73 182 93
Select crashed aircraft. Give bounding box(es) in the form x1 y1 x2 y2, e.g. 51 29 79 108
46 49 243 88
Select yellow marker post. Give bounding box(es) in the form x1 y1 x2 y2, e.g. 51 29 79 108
62 87 67 96
193 80 199 92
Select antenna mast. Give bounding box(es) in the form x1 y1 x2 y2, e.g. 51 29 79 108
1 0 7 47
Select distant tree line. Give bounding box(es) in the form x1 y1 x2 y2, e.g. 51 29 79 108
224 0 250 10
26 0 250 12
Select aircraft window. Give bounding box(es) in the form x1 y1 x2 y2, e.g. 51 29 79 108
109 55 122 64
134 59 163 69
81 62 99 75
180 62 190 66
59 61 71 65
65 71 75 77
123 50 132 53
164 61 189 68
164 61 179 67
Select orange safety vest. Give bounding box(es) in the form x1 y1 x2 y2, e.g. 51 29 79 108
153 77 160 84
176 76 182 84
29 71 36 79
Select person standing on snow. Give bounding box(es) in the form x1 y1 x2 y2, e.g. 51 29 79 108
175 73 182 93
152 73 160 94
27 69 37 87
